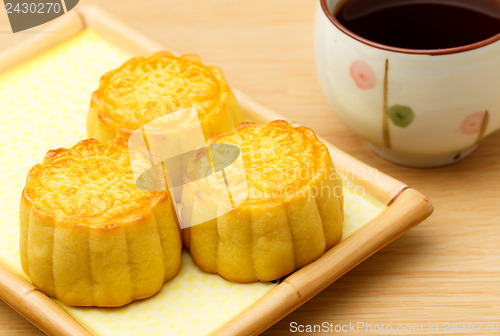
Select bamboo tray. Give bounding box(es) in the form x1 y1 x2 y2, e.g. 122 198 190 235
0 6 433 336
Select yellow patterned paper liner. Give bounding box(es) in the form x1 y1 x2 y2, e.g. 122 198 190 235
0 30 385 336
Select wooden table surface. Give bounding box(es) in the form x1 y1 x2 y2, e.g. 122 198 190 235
1 0 499 335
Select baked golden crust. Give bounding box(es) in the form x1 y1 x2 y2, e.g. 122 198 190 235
23 138 162 226
20 139 181 306
87 51 244 141
183 121 344 282
208 120 329 204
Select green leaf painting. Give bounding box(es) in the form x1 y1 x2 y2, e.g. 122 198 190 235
388 104 415 128
353 58 417 148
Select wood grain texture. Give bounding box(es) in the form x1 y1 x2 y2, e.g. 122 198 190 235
0 0 499 335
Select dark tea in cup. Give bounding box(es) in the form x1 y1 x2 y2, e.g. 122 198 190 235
334 0 500 49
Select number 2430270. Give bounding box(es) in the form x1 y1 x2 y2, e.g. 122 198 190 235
5 2 62 14
440 321 499 333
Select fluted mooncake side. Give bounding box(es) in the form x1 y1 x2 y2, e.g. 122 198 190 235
183 120 343 282
20 138 181 307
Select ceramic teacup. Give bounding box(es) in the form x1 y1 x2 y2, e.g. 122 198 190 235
315 0 500 167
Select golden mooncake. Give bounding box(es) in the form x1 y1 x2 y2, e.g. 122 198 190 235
87 51 244 142
20 139 181 307
182 120 343 282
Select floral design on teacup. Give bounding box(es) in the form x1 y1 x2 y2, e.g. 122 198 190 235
460 110 490 147
349 59 376 90
348 59 494 151
350 59 417 149
460 110 489 135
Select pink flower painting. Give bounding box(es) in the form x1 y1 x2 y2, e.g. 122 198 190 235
349 59 376 90
460 110 488 135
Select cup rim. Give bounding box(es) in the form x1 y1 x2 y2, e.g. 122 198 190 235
320 0 500 55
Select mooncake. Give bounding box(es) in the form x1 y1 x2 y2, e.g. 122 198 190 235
183 120 343 282
20 139 181 306
87 51 244 142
